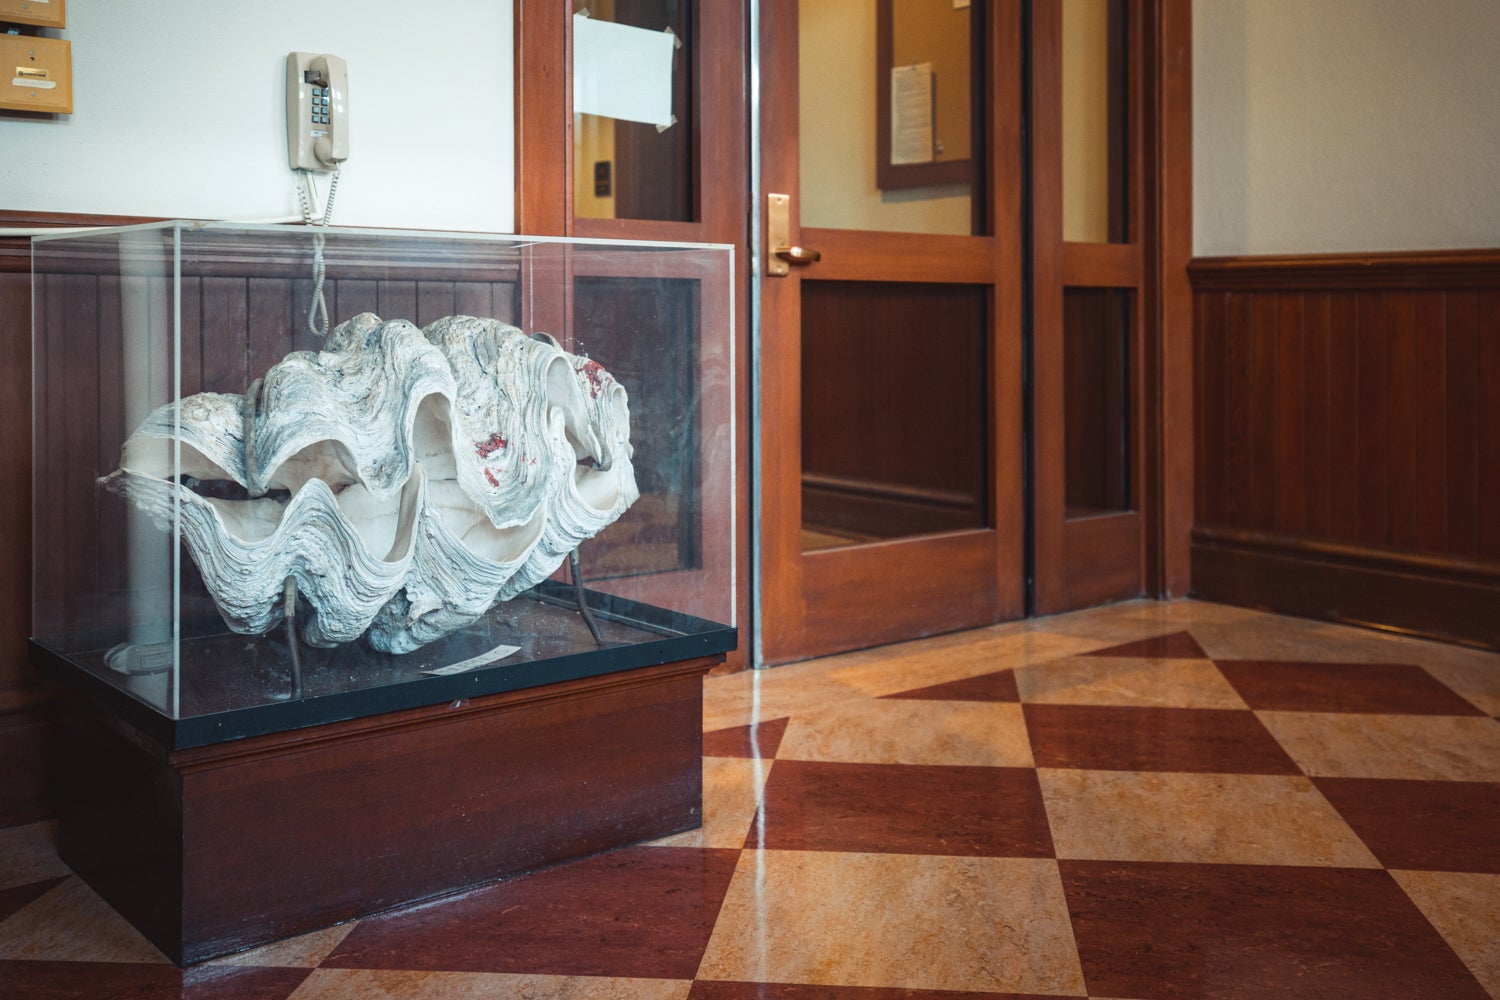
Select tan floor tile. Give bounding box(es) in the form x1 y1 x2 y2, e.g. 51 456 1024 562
1188 616 1382 662
1257 711 1500 781
290 969 690 1000
0 876 168 963
0 821 69 891
646 757 771 849
1039 769 1379 867
208 921 356 967
989 601 1193 645
1389 870 1500 997
1112 598 1272 628
829 630 1106 698
1419 656 1500 717
1015 655 1248 709
1279 621 1500 677
776 699 1034 767
702 662 866 734
696 850 1085 995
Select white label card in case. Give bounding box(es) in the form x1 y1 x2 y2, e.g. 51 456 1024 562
421 643 522 676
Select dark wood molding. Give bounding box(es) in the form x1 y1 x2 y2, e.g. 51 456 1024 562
0 210 155 272
1147 0 1195 598
513 0 569 236
1189 249 1500 291
1192 524 1500 650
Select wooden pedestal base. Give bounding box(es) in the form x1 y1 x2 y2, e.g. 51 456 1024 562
56 656 716 965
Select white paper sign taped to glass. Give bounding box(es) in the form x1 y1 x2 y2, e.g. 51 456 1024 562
572 14 676 129
891 63 935 165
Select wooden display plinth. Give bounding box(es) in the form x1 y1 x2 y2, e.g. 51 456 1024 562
52 655 717 965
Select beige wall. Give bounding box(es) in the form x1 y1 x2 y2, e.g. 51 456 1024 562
0 1 513 230
799 0 972 235
1194 0 1500 256
1062 0 1111 243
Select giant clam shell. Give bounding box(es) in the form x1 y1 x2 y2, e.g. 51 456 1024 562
99 313 638 653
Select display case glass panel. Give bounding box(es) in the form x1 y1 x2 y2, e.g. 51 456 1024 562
31 222 735 746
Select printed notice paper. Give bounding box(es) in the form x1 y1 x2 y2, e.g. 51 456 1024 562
890 63 935 165
573 14 676 128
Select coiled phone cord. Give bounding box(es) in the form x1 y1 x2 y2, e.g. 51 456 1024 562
296 165 341 339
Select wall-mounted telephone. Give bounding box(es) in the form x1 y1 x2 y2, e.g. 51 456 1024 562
286 52 348 171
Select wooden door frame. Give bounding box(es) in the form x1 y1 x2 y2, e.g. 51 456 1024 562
512 0 752 670
1029 0 1193 614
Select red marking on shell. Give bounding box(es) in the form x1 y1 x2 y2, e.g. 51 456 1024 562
475 433 508 458
484 468 499 487
578 359 607 398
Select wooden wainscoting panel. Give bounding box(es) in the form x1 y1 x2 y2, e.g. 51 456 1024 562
1480 289 1500 561
1191 251 1500 648
0 258 56 826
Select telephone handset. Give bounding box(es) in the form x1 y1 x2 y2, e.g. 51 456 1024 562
286 52 349 171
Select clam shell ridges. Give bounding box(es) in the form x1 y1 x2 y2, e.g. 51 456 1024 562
100 313 638 654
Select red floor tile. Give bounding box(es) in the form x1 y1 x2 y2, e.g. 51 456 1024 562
0 876 67 923
0 961 310 1000
1059 860 1491 999
880 669 1020 703
1083 630 1207 659
1023 704 1302 774
322 846 739 978
704 716 791 758
750 760 1054 857
1313 777 1500 873
1215 660 1486 715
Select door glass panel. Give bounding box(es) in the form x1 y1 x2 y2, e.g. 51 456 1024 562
573 0 695 222
801 282 988 550
1064 287 1131 515
799 0 984 236
1062 0 1128 242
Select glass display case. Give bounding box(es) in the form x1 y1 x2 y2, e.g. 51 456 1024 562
30 222 736 748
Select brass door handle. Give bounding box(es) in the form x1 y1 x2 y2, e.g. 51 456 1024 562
773 245 822 265
767 193 821 276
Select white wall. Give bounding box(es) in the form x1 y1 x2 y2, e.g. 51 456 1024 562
0 1 513 232
1194 0 1500 256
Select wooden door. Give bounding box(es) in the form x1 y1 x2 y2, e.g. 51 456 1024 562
1028 0 1194 613
758 0 1027 664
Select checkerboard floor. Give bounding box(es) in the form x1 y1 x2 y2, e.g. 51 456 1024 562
3 599 1498 998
